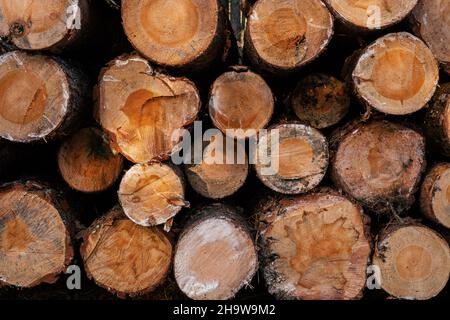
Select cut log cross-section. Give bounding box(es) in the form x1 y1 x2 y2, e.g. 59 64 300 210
174 204 258 300
331 120 426 214
58 127 124 193
0 51 87 143
0 181 73 288
373 224 450 300
258 192 371 300
420 163 450 229
244 0 333 74
97 54 201 164
184 132 249 199
254 123 329 194
324 0 418 31
209 67 274 140
118 163 187 227
80 206 173 298
410 0 450 75
121 0 229 70
291 73 350 129
0 0 89 51
352 32 439 115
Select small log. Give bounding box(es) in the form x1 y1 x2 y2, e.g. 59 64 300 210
254 123 329 194
80 205 173 298
373 224 450 300
324 0 418 31
352 32 439 115
121 0 230 71
424 83 450 157
0 51 87 142
96 54 201 164
208 66 274 139
0 181 73 288
118 162 187 227
258 191 371 300
0 0 90 51
58 127 124 193
420 163 450 229
174 204 258 300
244 0 333 74
410 0 450 75
290 73 350 129
184 132 249 199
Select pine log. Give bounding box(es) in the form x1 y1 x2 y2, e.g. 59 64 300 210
121 0 230 71
410 0 450 75
291 73 350 129
330 120 426 214
420 163 450 229
244 0 333 74
184 132 249 199
118 162 187 227
208 66 274 139
0 0 90 51
254 123 329 194
96 54 201 164
80 205 173 298
0 51 87 142
424 83 450 157
258 191 371 300
174 204 258 300
373 224 450 300
58 127 124 193
324 0 418 31
0 181 73 288
351 32 439 115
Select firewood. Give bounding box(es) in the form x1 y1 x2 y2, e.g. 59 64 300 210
290 73 350 129
0 51 87 142
121 0 230 71
184 132 249 199
258 191 371 300
330 120 426 214
324 0 418 31
96 54 201 164
208 66 274 139
351 32 439 115
80 205 173 298
174 204 258 300
118 162 187 227
424 83 450 157
0 181 73 288
373 223 450 300
58 127 124 193
0 0 90 51
244 0 333 74
254 123 329 194
420 163 450 229
410 0 450 75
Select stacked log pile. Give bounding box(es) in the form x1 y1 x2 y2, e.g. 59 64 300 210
0 0 449 301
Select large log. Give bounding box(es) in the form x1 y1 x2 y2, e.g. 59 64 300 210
330 120 426 214
257 191 371 300
351 32 439 115
174 204 258 300
121 0 231 71
0 51 88 142
80 205 173 298
96 54 201 164
254 123 329 194
58 127 124 193
373 223 450 300
0 181 74 288
244 0 333 75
